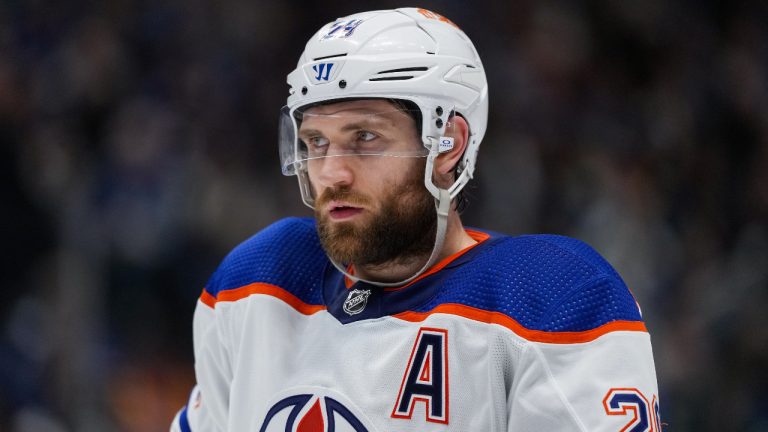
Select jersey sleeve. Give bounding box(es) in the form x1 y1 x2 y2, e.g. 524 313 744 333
508 331 659 431
507 276 660 431
170 385 202 432
171 298 231 432
170 218 324 431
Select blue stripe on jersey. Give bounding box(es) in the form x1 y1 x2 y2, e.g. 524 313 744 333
204 217 327 306
179 406 191 432
414 235 641 331
204 217 642 332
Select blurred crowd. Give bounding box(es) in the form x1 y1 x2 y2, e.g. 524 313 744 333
1 0 766 430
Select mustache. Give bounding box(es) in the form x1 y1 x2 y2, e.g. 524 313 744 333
315 187 372 208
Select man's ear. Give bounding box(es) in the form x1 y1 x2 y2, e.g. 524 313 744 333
435 115 470 177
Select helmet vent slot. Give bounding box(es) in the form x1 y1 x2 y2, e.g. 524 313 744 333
369 76 415 81
377 67 429 74
312 53 347 61
370 66 429 82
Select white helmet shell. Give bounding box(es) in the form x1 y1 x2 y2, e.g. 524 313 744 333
284 8 488 205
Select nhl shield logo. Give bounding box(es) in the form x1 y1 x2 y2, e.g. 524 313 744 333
343 289 371 316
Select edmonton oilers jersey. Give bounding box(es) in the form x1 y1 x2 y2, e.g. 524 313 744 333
172 217 660 432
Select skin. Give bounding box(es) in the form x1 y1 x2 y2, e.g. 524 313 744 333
300 99 476 283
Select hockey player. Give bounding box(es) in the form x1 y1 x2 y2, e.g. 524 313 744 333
172 8 660 431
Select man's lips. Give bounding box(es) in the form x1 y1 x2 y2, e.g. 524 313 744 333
326 201 365 220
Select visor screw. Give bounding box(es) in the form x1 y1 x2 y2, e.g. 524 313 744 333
339 79 347 89
436 106 443 116
301 86 308 95
436 118 444 128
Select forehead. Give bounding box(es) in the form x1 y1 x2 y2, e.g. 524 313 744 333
298 99 417 133
302 99 400 116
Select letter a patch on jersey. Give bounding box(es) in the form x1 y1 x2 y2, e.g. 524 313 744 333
391 327 449 424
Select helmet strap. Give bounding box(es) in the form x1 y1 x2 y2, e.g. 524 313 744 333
328 187 451 288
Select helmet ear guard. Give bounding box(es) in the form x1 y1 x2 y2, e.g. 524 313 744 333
422 111 475 202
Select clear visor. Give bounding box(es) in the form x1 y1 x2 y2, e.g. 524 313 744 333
279 105 434 176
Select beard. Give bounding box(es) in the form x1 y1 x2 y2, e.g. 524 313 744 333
315 167 437 268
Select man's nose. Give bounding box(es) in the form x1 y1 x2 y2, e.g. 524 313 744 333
315 154 355 188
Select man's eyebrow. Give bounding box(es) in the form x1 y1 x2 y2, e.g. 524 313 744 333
340 119 390 131
297 128 323 138
300 118 394 135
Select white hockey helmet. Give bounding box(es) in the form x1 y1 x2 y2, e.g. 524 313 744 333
279 8 488 287
280 7 488 207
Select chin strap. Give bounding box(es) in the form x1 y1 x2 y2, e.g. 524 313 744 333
328 188 451 288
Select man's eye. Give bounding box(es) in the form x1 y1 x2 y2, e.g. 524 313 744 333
308 136 329 147
358 131 377 141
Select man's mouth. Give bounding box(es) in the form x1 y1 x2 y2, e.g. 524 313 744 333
327 202 364 220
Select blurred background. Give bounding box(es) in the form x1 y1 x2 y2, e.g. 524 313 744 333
1 0 766 430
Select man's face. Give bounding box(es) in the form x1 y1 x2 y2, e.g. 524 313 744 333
299 99 436 267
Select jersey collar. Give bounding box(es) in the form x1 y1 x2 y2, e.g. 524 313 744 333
323 228 497 324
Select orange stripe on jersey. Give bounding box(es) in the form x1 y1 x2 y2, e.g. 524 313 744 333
200 289 217 308
345 229 491 289
342 229 491 290
383 229 490 292
200 283 326 315
393 303 647 344
465 229 491 243
201 287 644 342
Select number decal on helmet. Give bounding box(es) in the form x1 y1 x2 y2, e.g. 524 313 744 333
322 19 364 40
416 9 459 29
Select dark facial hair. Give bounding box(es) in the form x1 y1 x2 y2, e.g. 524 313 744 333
315 163 436 267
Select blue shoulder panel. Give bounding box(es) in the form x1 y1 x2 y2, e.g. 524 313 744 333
204 217 327 306
415 234 642 332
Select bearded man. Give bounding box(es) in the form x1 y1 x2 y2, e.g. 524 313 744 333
173 8 660 432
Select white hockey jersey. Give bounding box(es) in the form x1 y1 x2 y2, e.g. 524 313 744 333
171 217 660 431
